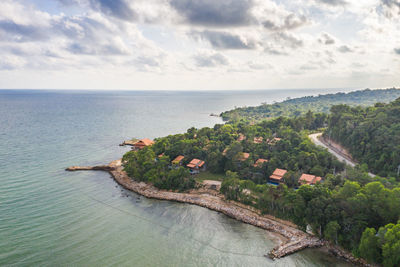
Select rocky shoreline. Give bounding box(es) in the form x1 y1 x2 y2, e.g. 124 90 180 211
66 160 373 266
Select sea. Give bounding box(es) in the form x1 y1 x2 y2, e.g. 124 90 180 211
0 89 355 266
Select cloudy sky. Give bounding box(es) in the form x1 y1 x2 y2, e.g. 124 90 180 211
0 0 399 90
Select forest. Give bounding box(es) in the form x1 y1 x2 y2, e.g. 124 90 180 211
221 88 400 122
326 97 400 177
123 112 343 190
123 95 400 266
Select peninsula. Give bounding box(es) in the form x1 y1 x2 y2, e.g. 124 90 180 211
67 89 400 267
66 160 366 265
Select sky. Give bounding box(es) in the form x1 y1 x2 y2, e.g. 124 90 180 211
0 0 399 90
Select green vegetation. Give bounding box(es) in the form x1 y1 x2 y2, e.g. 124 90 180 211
194 171 225 182
122 147 195 191
221 170 400 262
359 221 400 266
123 113 344 190
326 97 400 177
221 88 400 122
122 91 400 266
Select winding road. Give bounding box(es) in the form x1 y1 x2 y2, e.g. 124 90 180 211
309 133 376 177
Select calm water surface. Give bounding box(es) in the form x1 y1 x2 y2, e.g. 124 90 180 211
0 89 354 266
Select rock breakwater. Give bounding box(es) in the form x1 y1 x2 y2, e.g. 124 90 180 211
66 159 372 266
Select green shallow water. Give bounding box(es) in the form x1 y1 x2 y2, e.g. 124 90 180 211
0 89 353 266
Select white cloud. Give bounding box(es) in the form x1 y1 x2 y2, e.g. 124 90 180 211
0 0 398 90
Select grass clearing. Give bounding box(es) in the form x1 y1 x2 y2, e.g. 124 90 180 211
194 171 225 182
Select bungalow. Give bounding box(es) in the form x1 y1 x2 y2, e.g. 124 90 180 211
269 168 287 183
156 153 165 161
133 138 155 150
238 152 250 161
237 134 246 142
299 174 322 185
253 137 263 144
186 159 206 174
253 158 268 168
268 137 282 145
172 155 184 165
202 143 211 151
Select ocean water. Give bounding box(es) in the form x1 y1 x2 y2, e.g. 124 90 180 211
0 89 354 266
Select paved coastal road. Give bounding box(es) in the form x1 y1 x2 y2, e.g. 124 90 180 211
308 133 355 167
309 133 376 177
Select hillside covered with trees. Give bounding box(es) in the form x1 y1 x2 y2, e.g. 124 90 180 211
325 97 400 177
123 94 400 266
123 113 342 190
221 88 400 122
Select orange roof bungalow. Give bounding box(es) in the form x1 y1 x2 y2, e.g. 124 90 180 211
299 174 322 185
186 159 206 174
253 158 268 168
238 152 250 161
133 138 155 150
172 155 185 165
156 153 167 162
268 137 282 145
237 134 246 142
253 137 263 144
269 168 287 183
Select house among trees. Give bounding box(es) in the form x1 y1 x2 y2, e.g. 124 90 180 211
238 152 250 161
133 138 155 150
237 134 246 141
186 159 205 174
299 174 322 185
253 158 268 168
253 136 263 144
268 137 282 145
156 153 165 161
269 168 287 183
172 155 184 165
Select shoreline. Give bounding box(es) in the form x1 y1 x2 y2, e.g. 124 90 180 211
66 160 372 266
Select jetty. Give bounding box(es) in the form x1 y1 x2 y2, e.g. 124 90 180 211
66 160 371 266
269 237 324 259
119 140 137 146
66 165 115 171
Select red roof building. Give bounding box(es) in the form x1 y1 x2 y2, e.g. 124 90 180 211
187 159 205 169
238 152 250 161
314 176 322 183
133 138 155 150
268 137 282 145
299 174 322 185
269 168 287 183
237 134 246 142
253 137 264 144
172 155 184 165
253 158 268 168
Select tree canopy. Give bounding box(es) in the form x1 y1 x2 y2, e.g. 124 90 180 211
221 88 400 122
122 92 400 266
326 97 400 177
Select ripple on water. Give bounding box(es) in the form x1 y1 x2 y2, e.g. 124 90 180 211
0 90 354 266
